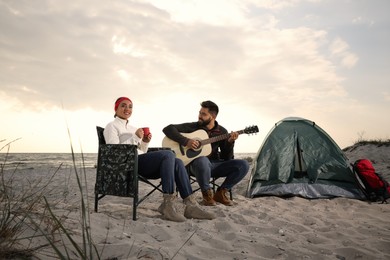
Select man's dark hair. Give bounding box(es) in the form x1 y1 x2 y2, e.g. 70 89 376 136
201 100 219 116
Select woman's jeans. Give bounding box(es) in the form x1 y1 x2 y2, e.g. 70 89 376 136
138 150 192 199
188 156 249 192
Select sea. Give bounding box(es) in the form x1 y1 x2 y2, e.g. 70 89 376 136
0 153 256 171
0 153 98 171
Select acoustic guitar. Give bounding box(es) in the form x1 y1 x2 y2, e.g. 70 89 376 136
162 125 259 165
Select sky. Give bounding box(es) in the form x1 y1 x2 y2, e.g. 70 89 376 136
0 0 389 154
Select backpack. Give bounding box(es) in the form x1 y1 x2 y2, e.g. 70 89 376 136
352 159 390 203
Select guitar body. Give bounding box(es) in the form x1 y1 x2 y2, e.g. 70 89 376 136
162 130 212 166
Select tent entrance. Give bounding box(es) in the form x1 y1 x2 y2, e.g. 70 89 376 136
293 139 307 179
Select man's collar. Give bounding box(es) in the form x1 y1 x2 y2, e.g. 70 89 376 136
206 120 219 130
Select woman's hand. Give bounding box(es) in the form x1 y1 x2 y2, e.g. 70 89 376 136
135 128 143 139
137 128 151 143
142 132 152 143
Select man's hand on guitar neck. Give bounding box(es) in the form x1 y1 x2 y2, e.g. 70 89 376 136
186 139 201 149
227 131 239 143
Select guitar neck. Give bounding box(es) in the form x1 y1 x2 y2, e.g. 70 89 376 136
200 129 245 145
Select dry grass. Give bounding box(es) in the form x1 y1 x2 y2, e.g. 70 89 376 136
343 138 390 152
1 142 56 259
0 137 102 259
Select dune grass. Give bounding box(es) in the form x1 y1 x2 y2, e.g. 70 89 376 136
0 141 57 259
354 139 390 147
352 131 390 146
343 138 390 152
35 141 101 259
0 137 104 259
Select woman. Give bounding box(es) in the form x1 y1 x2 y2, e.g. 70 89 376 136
104 97 215 222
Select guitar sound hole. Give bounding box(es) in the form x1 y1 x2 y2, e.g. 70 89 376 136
186 148 202 158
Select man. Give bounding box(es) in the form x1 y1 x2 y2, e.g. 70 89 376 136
162 100 249 206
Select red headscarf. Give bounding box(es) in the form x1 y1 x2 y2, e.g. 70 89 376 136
114 97 132 111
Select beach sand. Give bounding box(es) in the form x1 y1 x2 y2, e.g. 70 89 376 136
3 143 390 259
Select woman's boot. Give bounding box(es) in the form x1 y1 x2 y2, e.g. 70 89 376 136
183 194 216 220
158 193 186 222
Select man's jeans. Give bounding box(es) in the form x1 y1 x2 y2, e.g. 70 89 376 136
188 156 249 191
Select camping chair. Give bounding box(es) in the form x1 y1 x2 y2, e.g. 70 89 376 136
95 126 165 220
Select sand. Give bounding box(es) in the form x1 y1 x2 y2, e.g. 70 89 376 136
2 143 390 259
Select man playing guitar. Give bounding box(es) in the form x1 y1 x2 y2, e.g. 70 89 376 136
162 100 252 207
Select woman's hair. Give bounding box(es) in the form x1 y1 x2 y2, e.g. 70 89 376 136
115 97 132 111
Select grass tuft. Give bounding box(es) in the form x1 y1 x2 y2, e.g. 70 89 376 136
0 140 58 259
1 134 103 259
343 138 390 152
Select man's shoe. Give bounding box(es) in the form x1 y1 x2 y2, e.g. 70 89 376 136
202 189 217 206
214 188 233 206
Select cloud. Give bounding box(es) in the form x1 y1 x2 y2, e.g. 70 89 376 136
147 0 248 26
329 37 358 68
247 0 321 11
1 0 389 153
0 1 175 109
384 91 390 102
352 16 375 27
0 0 354 116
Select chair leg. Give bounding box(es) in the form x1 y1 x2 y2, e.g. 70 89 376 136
133 174 139 221
133 196 138 221
212 177 217 193
138 176 163 205
189 175 200 193
138 186 161 205
94 193 98 212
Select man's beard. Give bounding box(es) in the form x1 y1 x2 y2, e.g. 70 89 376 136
198 118 211 127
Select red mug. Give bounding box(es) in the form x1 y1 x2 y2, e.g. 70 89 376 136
142 127 150 137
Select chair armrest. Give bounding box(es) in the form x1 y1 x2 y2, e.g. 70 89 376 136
147 147 172 152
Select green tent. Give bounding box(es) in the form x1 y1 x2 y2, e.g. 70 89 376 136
247 117 364 199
